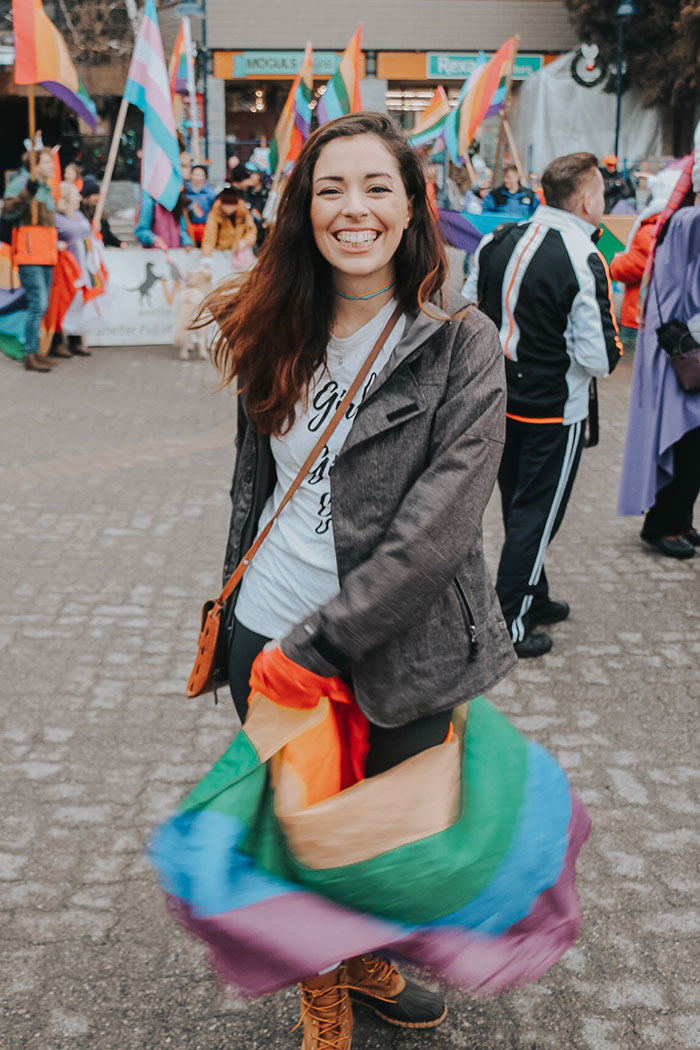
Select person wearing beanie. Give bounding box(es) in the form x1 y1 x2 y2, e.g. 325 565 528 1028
80 176 125 249
200 184 257 267
618 129 700 559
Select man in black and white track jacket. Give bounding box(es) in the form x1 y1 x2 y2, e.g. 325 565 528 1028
463 152 622 658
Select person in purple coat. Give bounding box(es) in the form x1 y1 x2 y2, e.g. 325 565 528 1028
52 181 95 358
617 143 700 559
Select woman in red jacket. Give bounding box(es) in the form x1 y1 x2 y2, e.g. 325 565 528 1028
610 167 680 350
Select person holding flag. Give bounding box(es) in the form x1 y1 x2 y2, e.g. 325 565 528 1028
8 0 98 371
2 147 62 372
149 113 591 1050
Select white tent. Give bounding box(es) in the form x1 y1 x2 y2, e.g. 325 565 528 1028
509 51 664 174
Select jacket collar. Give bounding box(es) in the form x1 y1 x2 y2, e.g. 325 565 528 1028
368 285 466 397
528 204 598 239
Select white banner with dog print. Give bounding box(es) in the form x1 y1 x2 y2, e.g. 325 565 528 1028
88 248 235 347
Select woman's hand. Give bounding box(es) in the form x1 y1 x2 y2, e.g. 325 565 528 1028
152 235 167 251
263 639 280 654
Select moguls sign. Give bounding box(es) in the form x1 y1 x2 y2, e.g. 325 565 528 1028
233 51 340 78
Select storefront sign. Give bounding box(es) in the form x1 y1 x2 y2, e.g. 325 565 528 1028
232 51 340 78
90 248 234 347
426 53 543 80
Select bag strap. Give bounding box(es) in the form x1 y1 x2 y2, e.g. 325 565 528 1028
215 302 404 609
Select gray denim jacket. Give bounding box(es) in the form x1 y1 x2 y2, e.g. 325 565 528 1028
223 288 516 727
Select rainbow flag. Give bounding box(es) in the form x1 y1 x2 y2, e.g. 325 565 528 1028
169 20 189 97
269 44 313 178
409 86 452 148
11 0 97 130
124 0 182 211
316 24 363 125
150 671 590 997
444 37 518 164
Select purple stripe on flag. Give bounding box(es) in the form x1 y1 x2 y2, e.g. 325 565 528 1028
166 889 404 996
40 81 97 131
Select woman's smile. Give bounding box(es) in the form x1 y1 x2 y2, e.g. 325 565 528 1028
333 228 381 250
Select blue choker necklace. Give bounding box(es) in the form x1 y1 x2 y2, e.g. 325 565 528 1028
335 281 395 301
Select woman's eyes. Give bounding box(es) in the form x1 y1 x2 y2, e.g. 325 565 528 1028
317 185 391 197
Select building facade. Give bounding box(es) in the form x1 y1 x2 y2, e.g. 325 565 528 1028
202 0 578 177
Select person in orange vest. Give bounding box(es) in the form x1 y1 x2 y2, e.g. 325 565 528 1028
2 147 66 372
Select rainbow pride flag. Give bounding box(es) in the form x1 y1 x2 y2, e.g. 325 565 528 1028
168 19 189 97
269 43 314 179
150 682 590 997
124 0 182 211
444 37 518 164
316 24 363 125
12 0 97 130
409 86 452 149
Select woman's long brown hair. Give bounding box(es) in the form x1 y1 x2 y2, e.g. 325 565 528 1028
206 112 447 436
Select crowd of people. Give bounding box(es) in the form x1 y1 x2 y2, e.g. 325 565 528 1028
2 126 698 585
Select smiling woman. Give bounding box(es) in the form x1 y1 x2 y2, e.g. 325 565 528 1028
157 113 589 1050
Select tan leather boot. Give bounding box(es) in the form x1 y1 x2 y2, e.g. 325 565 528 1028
295 965 353 1050
24 352 52 372
345 953 446 1029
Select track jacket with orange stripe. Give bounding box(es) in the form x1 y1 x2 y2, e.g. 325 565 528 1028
463 206 622 424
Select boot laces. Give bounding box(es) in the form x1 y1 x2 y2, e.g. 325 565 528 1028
360 954 397 987
344 955 396 1003
292 982 351 1050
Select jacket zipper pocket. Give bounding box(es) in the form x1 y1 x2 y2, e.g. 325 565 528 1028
454 578 479 663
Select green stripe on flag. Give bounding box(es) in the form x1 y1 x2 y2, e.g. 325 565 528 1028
180 729 261 814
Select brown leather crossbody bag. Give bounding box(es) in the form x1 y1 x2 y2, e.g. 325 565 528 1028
186 304 403 698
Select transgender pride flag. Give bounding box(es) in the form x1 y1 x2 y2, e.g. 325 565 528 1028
125 0 182 211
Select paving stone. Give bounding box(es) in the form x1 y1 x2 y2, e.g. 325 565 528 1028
1 344 698 1049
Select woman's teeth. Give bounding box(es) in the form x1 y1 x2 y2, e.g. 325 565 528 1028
335 231 379 246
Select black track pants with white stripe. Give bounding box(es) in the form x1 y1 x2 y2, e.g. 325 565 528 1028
496 417 585 643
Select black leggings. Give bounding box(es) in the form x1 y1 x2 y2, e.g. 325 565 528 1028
642 425 700 538
228 618 452 778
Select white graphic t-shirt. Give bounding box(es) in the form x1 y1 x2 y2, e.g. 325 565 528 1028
235 298 406 639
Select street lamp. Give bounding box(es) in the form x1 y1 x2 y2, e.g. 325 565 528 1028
614 1 637 160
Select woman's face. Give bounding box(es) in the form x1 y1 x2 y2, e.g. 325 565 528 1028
310 134 412 290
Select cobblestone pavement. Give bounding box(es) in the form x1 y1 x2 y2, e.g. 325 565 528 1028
1 341 698 1050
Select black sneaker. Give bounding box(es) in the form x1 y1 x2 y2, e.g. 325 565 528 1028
514 632 553 659
525 599 570 628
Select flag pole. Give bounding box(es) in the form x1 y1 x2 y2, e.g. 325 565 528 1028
183 16 201 163
93 95 130 231
493 35 519 186
503 118 525 181
27 85 38 225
